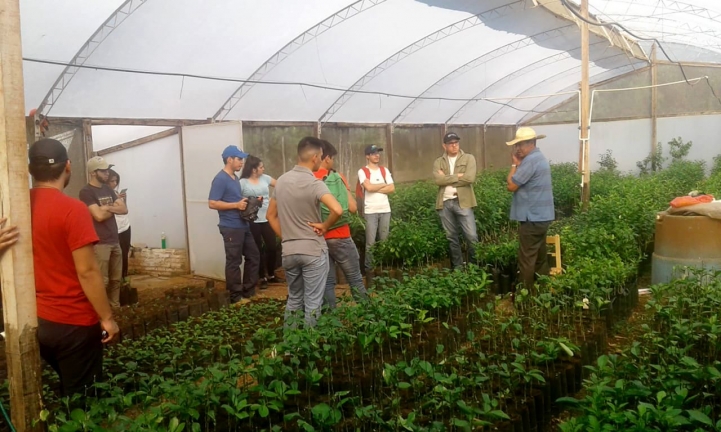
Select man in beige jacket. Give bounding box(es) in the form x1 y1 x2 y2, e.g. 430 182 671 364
433 132 479 269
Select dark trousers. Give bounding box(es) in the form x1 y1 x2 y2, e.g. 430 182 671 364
518 221 552 292
249 222 278 279
37 318 103 398
119 227 131 280
219 226 260 302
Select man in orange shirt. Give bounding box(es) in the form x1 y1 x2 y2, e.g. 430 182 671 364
314 140 369 308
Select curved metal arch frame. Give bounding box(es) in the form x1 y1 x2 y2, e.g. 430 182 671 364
515 62 646 124
596 14 721 47
317 0 529 124
587 0 721 54
445 39 610 125
37 0 148 116
590 0 721 23
213 0 386 121
392 24 576 124
485 54 635 124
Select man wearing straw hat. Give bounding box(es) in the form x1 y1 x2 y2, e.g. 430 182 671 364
505 127 555 293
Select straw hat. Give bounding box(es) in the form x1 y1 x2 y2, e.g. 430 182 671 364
506 127 546 146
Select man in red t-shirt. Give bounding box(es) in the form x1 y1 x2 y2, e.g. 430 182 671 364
28 139 119 398
314 140 369 308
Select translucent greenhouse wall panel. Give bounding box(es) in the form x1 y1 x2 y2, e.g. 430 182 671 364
519 62 647 124
534 115 721 175
533 120 652 173
530 68 652 124
320 126 388 187
51 70 240 119
20 0 125 110
103 134 186 248
408 41 585 124
181 122 243 280
327 4 573 123
488 56 641 125
92 126 173 152
655 65 721 117
657 115 721 171
587 0 721 56
228 0 522 122
242 125 317 178
454 40 629 124
37 0 356 118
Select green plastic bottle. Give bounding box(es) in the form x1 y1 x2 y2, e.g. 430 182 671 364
161 232 167 249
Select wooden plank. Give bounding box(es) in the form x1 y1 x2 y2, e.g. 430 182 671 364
579 0 591 211
49 117 209 127
323 122 388 128
177 130 192 272
391 123 445 129
0 1 44 430
242 121 318 128
96 127 179 156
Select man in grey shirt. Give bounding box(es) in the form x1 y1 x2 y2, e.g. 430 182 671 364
506 127 555 294
267 137 343 328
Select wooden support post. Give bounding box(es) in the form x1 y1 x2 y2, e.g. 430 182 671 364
651 43 658 167
579 0 591 210
385 124 394 173
82 119 94 183
177 130 192 273
0 1 44 430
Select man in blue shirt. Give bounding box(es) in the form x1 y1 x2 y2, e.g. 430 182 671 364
506 127 555 293
208 145 260 305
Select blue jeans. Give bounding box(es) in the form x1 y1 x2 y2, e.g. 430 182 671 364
438 199 478 268
282 250 329 328
364 212 391 272
324 238 369 309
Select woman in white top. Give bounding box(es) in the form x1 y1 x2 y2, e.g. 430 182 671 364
239 156 278 290
108 169 131 283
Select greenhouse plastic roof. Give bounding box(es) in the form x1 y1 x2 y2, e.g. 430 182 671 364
19 0 721 124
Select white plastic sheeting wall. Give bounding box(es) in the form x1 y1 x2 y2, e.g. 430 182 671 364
534 114 721 173
102 133 186 249
92 126 173 151
181 122 244 280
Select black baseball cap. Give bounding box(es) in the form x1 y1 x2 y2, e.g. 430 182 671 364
29 138 69 165
443 132 461 144
364 145 383 155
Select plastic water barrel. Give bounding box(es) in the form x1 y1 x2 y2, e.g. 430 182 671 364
651 213 721 284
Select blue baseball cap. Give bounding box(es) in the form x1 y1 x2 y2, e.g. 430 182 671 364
221 145 249 160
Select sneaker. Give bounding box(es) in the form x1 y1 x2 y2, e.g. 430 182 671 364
266 276 282 285
260 278 269 290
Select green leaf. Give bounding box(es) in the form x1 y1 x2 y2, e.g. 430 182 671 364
452 418 470 428
40 410 50 422
559 342 574 357
687 410 713 426
488 410 510 420
70 409 85 423
258 404 270 418
556 397 580 406
397 382 412 389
